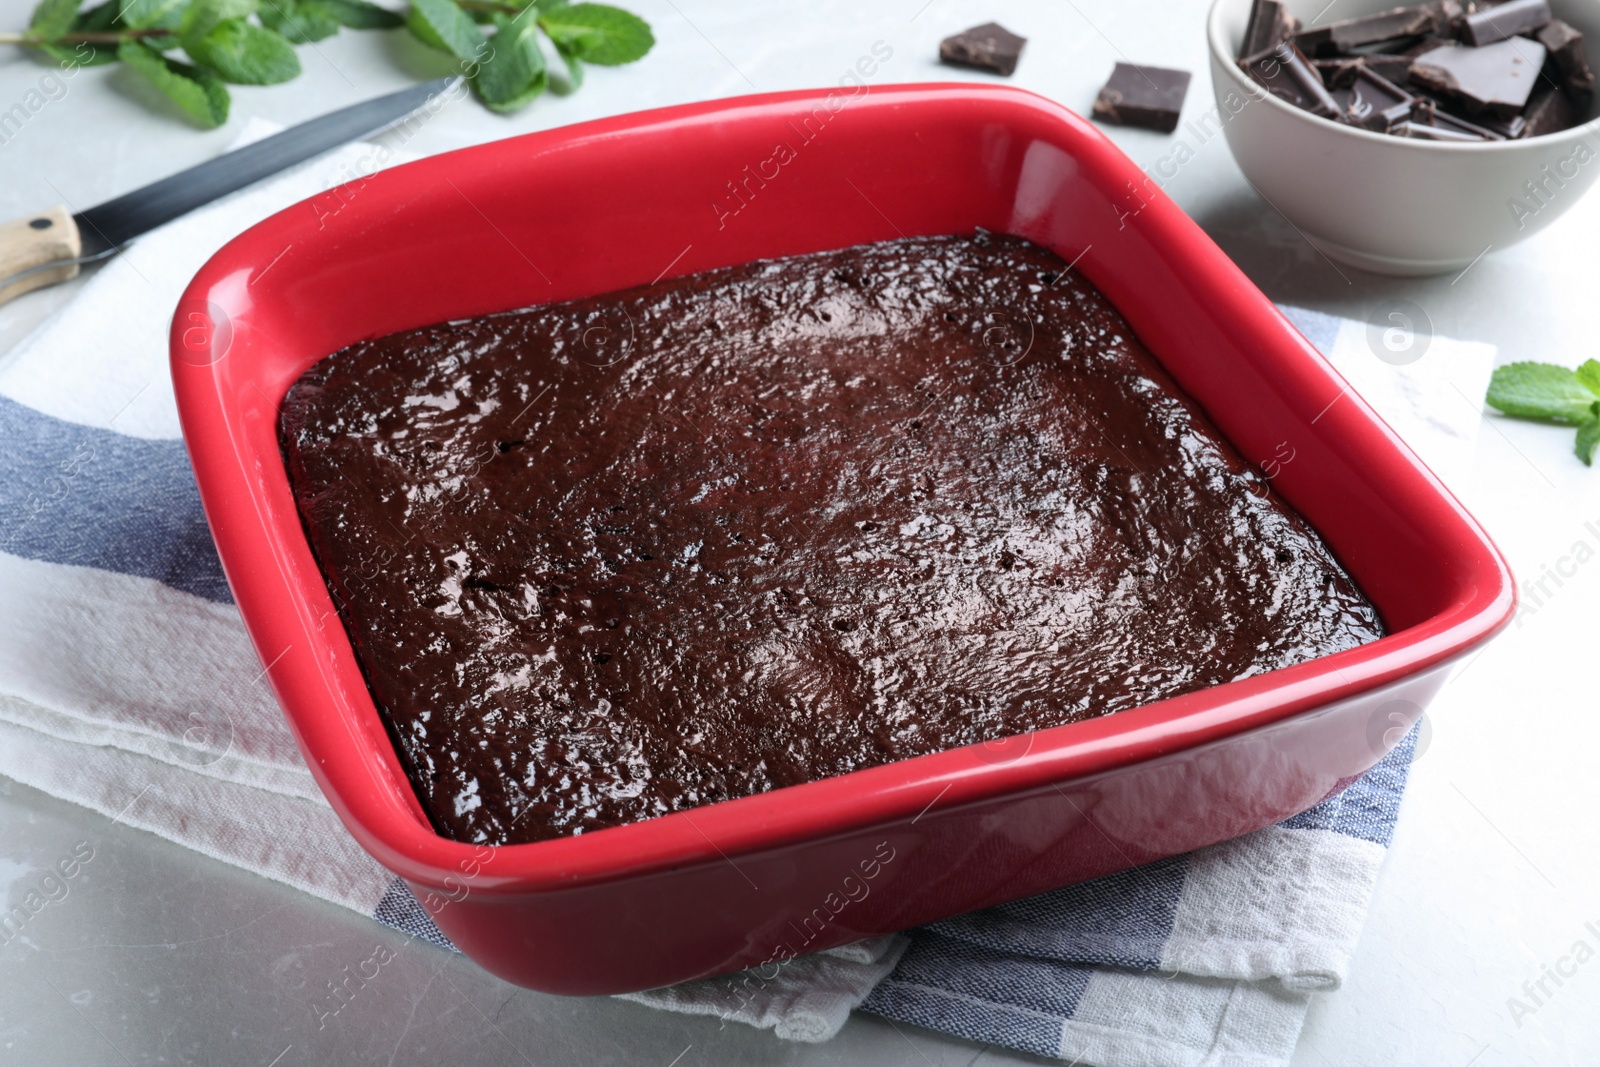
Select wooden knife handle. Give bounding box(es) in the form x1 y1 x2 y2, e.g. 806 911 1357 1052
0 206 82 308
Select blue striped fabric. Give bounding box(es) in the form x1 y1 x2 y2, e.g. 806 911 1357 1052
922 855 1185 970
861 726 1419 1051
870 935 1097 1058
0 396 230 603
1279 729 1413 847
373 878 455 950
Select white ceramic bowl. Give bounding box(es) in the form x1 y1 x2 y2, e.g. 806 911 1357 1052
1207 0 1600 274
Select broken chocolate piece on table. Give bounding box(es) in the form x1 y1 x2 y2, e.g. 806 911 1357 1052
1347 67 1415 131
938 22 1027 77
1410 38 1547 118
1091 62 1192 133
1537 19 1596 111
1240 0 1296 61
1245 41 1341 119
1522 84 1580 136
1292 3 1444 57
1458 0 1550 46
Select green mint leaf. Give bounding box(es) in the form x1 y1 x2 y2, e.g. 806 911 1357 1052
180 0 258 39
320 0 402 29
58 0 119 57
472 16 546 111
258 0 341 43
29 0 82 40
1577 418 1600 467
1576 359 1600 400
75 0 119 29
1485 362 1600 425
536 3 651 65
549 36 583 93
117 0 189 29
406 0 483 60
184 18 301 84
117 39 230 126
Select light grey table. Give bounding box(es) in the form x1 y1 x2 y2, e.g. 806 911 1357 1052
3 2 1598 1064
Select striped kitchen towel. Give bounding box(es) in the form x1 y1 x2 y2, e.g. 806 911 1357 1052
0 122 1494 1063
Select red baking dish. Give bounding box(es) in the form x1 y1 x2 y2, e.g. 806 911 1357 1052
172 84 1513 996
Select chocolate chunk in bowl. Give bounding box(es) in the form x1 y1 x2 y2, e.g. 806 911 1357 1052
1313 54 1414 89
1403 95 1506 140
1240 0 1299 60
1291 2 1447 56
1347 67 1416 130
1538 19 1596 110
279 232 1385 846
1523 83 1581 135
1245 41 1342 118
1233 0 1591 142
1459 0 1550 46
1410 38 1547 118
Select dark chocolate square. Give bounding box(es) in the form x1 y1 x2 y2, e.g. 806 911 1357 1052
1092 62 1192 133
1244 42 1342 119
1346 67 1415 131
1293 4 1443 57
1410 38 1546 118
1240 0 1296 61
1523 85 1580 136
1459 0 1550 46
1537 19 1596 112
939 22 1027 77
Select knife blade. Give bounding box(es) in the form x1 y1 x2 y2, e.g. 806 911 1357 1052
0 76 461 307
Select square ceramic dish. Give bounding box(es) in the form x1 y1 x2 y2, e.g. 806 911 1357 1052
172 84 1513 996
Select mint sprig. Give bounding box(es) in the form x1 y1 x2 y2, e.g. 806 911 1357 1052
2 0 653 128
1485 360 1600 466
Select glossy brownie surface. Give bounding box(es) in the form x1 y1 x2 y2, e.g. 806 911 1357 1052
280 233 1385 845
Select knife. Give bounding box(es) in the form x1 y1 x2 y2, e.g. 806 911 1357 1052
0 76 461 308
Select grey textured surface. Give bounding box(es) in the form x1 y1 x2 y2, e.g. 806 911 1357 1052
2 1 1598 1065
